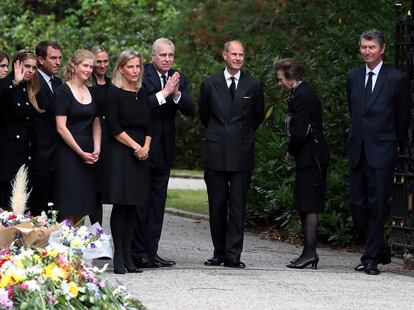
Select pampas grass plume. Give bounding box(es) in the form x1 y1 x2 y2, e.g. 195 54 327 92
9 164 30 215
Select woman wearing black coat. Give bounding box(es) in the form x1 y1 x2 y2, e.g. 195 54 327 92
0 50 41 209
274 58 329 269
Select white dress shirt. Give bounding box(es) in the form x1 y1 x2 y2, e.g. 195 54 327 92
365 60 383 92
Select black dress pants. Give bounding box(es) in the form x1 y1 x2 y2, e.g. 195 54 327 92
350 150 393 265
204 169 251 261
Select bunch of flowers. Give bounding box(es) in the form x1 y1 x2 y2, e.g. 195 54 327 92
57 223 105 250
49 222 112 260
0 209 60 249
0 209 58 228
0 244 139 309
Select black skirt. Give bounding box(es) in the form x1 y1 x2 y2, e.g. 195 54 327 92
102 129 150 206
293 165 327 213
54 135 97 216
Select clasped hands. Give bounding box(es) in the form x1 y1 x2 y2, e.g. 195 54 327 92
161 72 180 98
134 145 149 161
81 151 100 165
285 152 294 162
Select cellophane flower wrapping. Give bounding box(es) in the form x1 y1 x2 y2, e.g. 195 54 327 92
49 222 112 260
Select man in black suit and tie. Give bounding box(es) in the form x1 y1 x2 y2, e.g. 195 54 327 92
132 38 195 268
347 29 411 275
199 40 264 268
29 41 63 215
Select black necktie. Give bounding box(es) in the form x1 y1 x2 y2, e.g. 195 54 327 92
364 71 374 105
161 74 167 89
229 76 236 101
49 77 55 92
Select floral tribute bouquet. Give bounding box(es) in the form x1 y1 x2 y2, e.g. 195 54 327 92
49 222 112 260
0 243 139 309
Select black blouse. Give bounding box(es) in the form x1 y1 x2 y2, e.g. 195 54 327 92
105 85 152 137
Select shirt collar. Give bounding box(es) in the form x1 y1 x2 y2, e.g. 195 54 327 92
38 68 53 81
224 68 241 81
365 60 383 76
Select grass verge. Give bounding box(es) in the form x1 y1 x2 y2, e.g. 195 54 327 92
166 189 208 214
171 169 204 178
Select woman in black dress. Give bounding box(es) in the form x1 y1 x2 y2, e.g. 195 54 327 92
103 50 152 274
54 49 101 226
274 58 329 269
90 45 112 225
0 50 41 209
0 52 9 79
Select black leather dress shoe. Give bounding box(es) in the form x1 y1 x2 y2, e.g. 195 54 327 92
151 255 176 267
224 260 246 268
134 257 160 268
354 263 365 272
204 257 224 266
365 263 380 275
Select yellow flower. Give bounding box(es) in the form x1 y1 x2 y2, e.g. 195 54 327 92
43 264 68 281
68 281 79 297
0 274 13 288
70 237 82 249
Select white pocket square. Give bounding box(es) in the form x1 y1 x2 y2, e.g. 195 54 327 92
243 96 251 99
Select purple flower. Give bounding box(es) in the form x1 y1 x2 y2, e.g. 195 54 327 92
90 243 96 249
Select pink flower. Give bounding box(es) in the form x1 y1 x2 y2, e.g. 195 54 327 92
19 284 29 290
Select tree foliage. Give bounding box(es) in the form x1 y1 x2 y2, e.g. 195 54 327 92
1 0 410 245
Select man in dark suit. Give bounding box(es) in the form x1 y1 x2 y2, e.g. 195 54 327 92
199 40 264 268
29 41 63 215
132 38 195 267
347 29 411 275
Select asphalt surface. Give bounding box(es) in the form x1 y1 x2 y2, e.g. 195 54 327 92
96 177 414 309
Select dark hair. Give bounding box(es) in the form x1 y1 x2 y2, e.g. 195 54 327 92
359 29 385 48
35 41 62 59
273 58 304 81
0 52 9 63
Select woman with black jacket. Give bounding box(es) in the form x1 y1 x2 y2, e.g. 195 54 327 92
0 50 41 209
274 58 329 269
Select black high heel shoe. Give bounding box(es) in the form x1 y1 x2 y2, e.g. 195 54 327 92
287 254 319 269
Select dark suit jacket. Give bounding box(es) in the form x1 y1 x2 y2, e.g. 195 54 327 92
199 70 264 172
286 81 329 168
142 63 195 168
346 63 411 170
32 74 62 171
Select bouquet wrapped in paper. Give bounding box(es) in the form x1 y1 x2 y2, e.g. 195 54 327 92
49 222 112 260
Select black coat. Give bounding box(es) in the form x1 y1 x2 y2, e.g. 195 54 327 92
32 74 62 171
286 81 329 168
0 74 35 182
142 64 195 168
199 70 264 172
346 63 411 169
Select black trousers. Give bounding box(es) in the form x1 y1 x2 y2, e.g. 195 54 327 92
132 165 170 258
28 170 54 216
350 150 393 265
204 169 251 261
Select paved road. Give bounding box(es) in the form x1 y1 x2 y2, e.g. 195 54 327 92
167 177 206 190
99 204 414 310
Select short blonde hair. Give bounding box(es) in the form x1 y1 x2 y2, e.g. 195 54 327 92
112 50 144 89
64 49 96 86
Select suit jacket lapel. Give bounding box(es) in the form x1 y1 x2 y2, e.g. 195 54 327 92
364 64 389 114
232 72 248 117
213 72 233 118
147 64 162 91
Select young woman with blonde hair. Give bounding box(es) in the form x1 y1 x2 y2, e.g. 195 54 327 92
54 49 101 226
